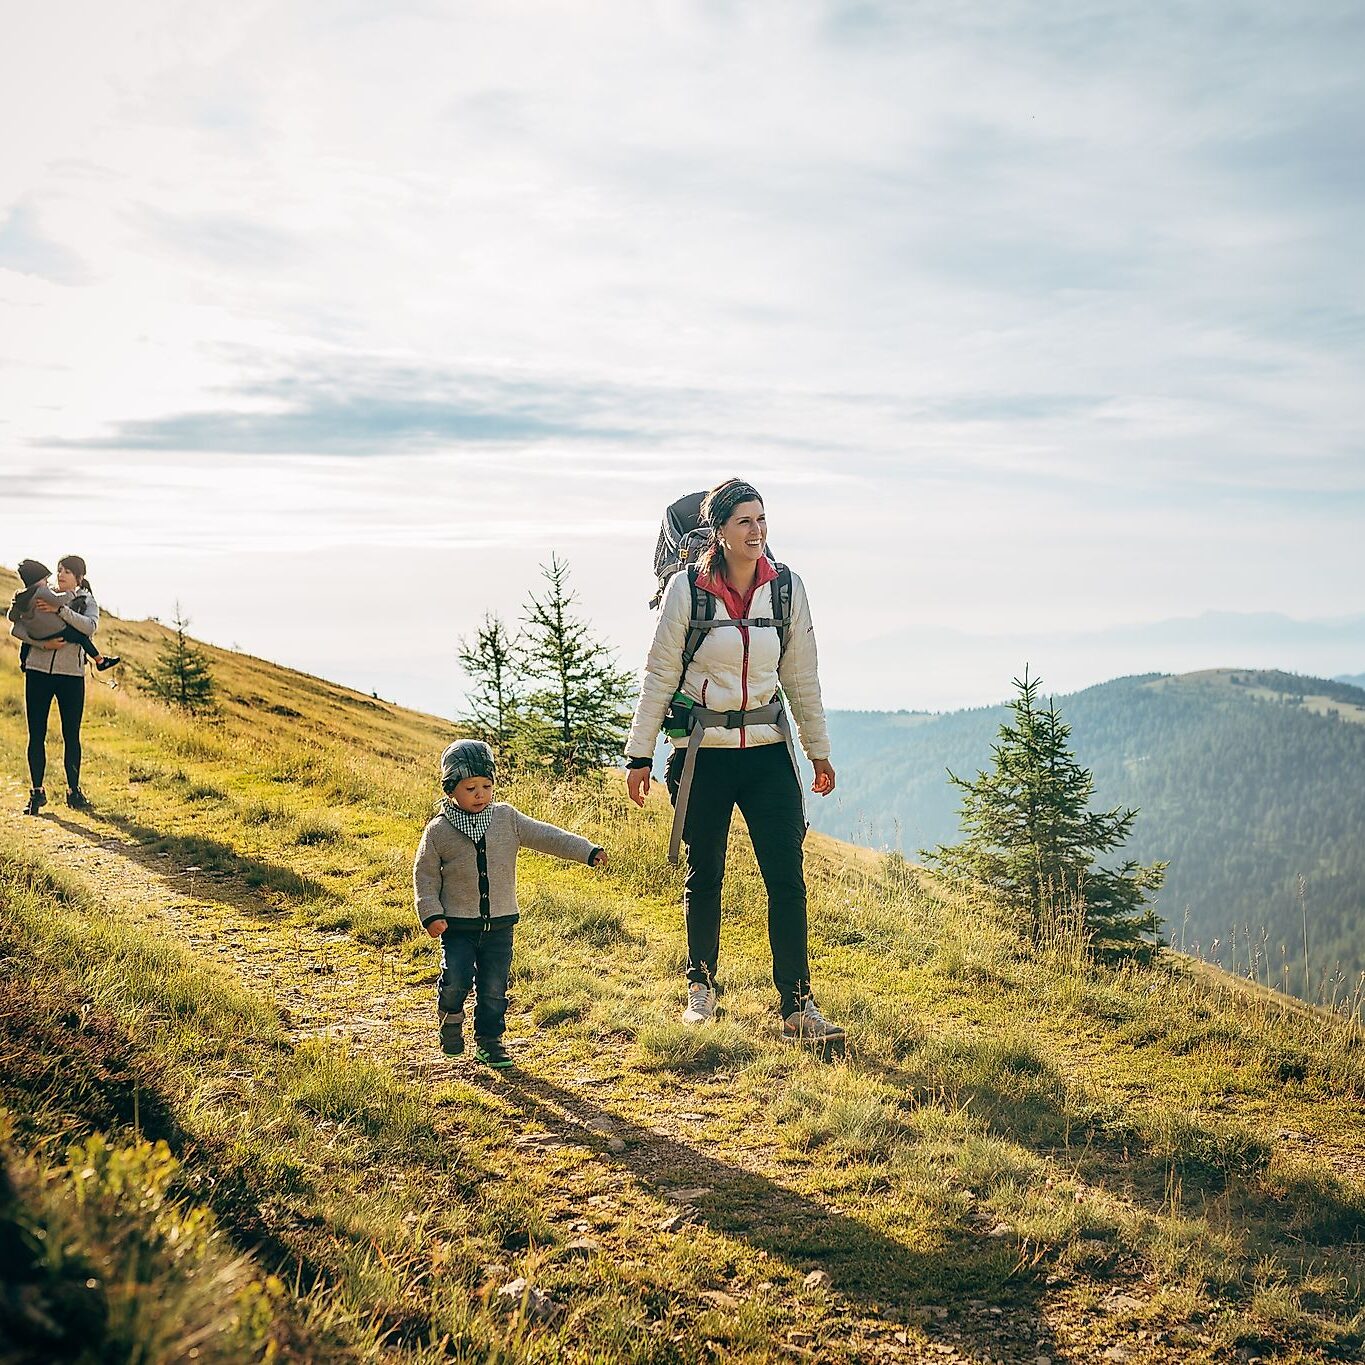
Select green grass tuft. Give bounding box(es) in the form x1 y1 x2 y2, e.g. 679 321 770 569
291 812 344 846
633 1020 761 1072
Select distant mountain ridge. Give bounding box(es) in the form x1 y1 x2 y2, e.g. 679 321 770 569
844 610 1365 711
816 668 1365 1002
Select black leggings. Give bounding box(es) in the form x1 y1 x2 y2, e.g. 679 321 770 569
25 671 85 790
666 740 811 1016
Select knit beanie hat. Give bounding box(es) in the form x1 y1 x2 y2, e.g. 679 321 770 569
440 739 496 787
18 559 50 587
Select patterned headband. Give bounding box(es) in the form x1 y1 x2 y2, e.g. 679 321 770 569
705 482 763 530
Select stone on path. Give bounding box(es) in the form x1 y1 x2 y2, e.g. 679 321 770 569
665 1186 712 1204
495 1278 561 1323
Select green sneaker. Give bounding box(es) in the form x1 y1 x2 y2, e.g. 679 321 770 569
438 1011 465 1056
475 1037 513 1068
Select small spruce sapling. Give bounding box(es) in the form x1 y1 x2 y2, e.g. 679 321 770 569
923 667 1166 960
137 604 217 714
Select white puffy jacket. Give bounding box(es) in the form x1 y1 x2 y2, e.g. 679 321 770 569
625 566 831 761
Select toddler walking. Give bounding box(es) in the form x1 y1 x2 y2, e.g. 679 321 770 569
413 740 607 1067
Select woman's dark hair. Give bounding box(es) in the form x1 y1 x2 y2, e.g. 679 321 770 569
698 478 763 574
58 555 91 593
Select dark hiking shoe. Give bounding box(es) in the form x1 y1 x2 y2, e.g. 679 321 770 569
24 788 47 816
474 1037 513 1068
438 1011 466 1056
782 1000 846 1044
66 789 91 810
95 656 121 671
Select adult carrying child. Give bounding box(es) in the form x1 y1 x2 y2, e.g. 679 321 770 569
8 556 116 814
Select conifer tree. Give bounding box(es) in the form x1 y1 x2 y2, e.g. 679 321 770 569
457 612 524 756
518 555 635 776
138 605 217 714
923 668 1166 959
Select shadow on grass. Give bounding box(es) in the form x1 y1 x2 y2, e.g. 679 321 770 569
467 1068 1066 1363
48 808 328 910
0 945 496 1353
0 945 333 1300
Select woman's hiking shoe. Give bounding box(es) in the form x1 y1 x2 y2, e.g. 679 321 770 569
475 1037 513 1068
23 788 46 816
95 656 121 672
438 1011 465 1056
66 789 91 811
782 1000 846 1044
681 983 717 1025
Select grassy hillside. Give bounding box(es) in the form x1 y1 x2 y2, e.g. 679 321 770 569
817 670 1365 1009
3 574 1365 1362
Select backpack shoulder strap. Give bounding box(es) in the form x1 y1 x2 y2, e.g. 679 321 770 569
679 564 714 683
773 564 793 661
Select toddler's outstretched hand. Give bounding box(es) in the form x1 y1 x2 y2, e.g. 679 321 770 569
592 850 609 871
425 918 447 937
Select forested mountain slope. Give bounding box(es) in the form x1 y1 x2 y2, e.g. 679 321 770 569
817 670 1365 1003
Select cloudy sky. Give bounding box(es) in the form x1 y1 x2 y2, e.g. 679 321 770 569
2 1 1362 715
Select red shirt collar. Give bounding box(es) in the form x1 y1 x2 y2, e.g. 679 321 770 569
696 555 777 619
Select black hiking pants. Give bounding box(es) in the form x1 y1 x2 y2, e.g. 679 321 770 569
665 740 810 1017
25 670 85 791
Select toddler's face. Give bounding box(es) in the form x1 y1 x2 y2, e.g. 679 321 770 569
449 776 494 813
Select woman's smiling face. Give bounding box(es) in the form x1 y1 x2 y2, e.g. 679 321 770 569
718 499 767 565
56 564 78 591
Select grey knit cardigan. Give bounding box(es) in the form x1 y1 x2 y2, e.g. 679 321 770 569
412 802 600 931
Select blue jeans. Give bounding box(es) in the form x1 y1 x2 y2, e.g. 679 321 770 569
438 922 515 1039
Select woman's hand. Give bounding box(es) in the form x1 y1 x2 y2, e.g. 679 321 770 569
425 919 447 938
33 639 62 650
626 766 651 807
33 598 58 613
591 850 609 871
812 759 836 796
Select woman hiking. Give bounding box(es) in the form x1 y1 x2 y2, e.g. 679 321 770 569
625 478 844 1044
12 555 101 814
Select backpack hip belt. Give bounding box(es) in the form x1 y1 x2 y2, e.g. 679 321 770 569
667 699 806 865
